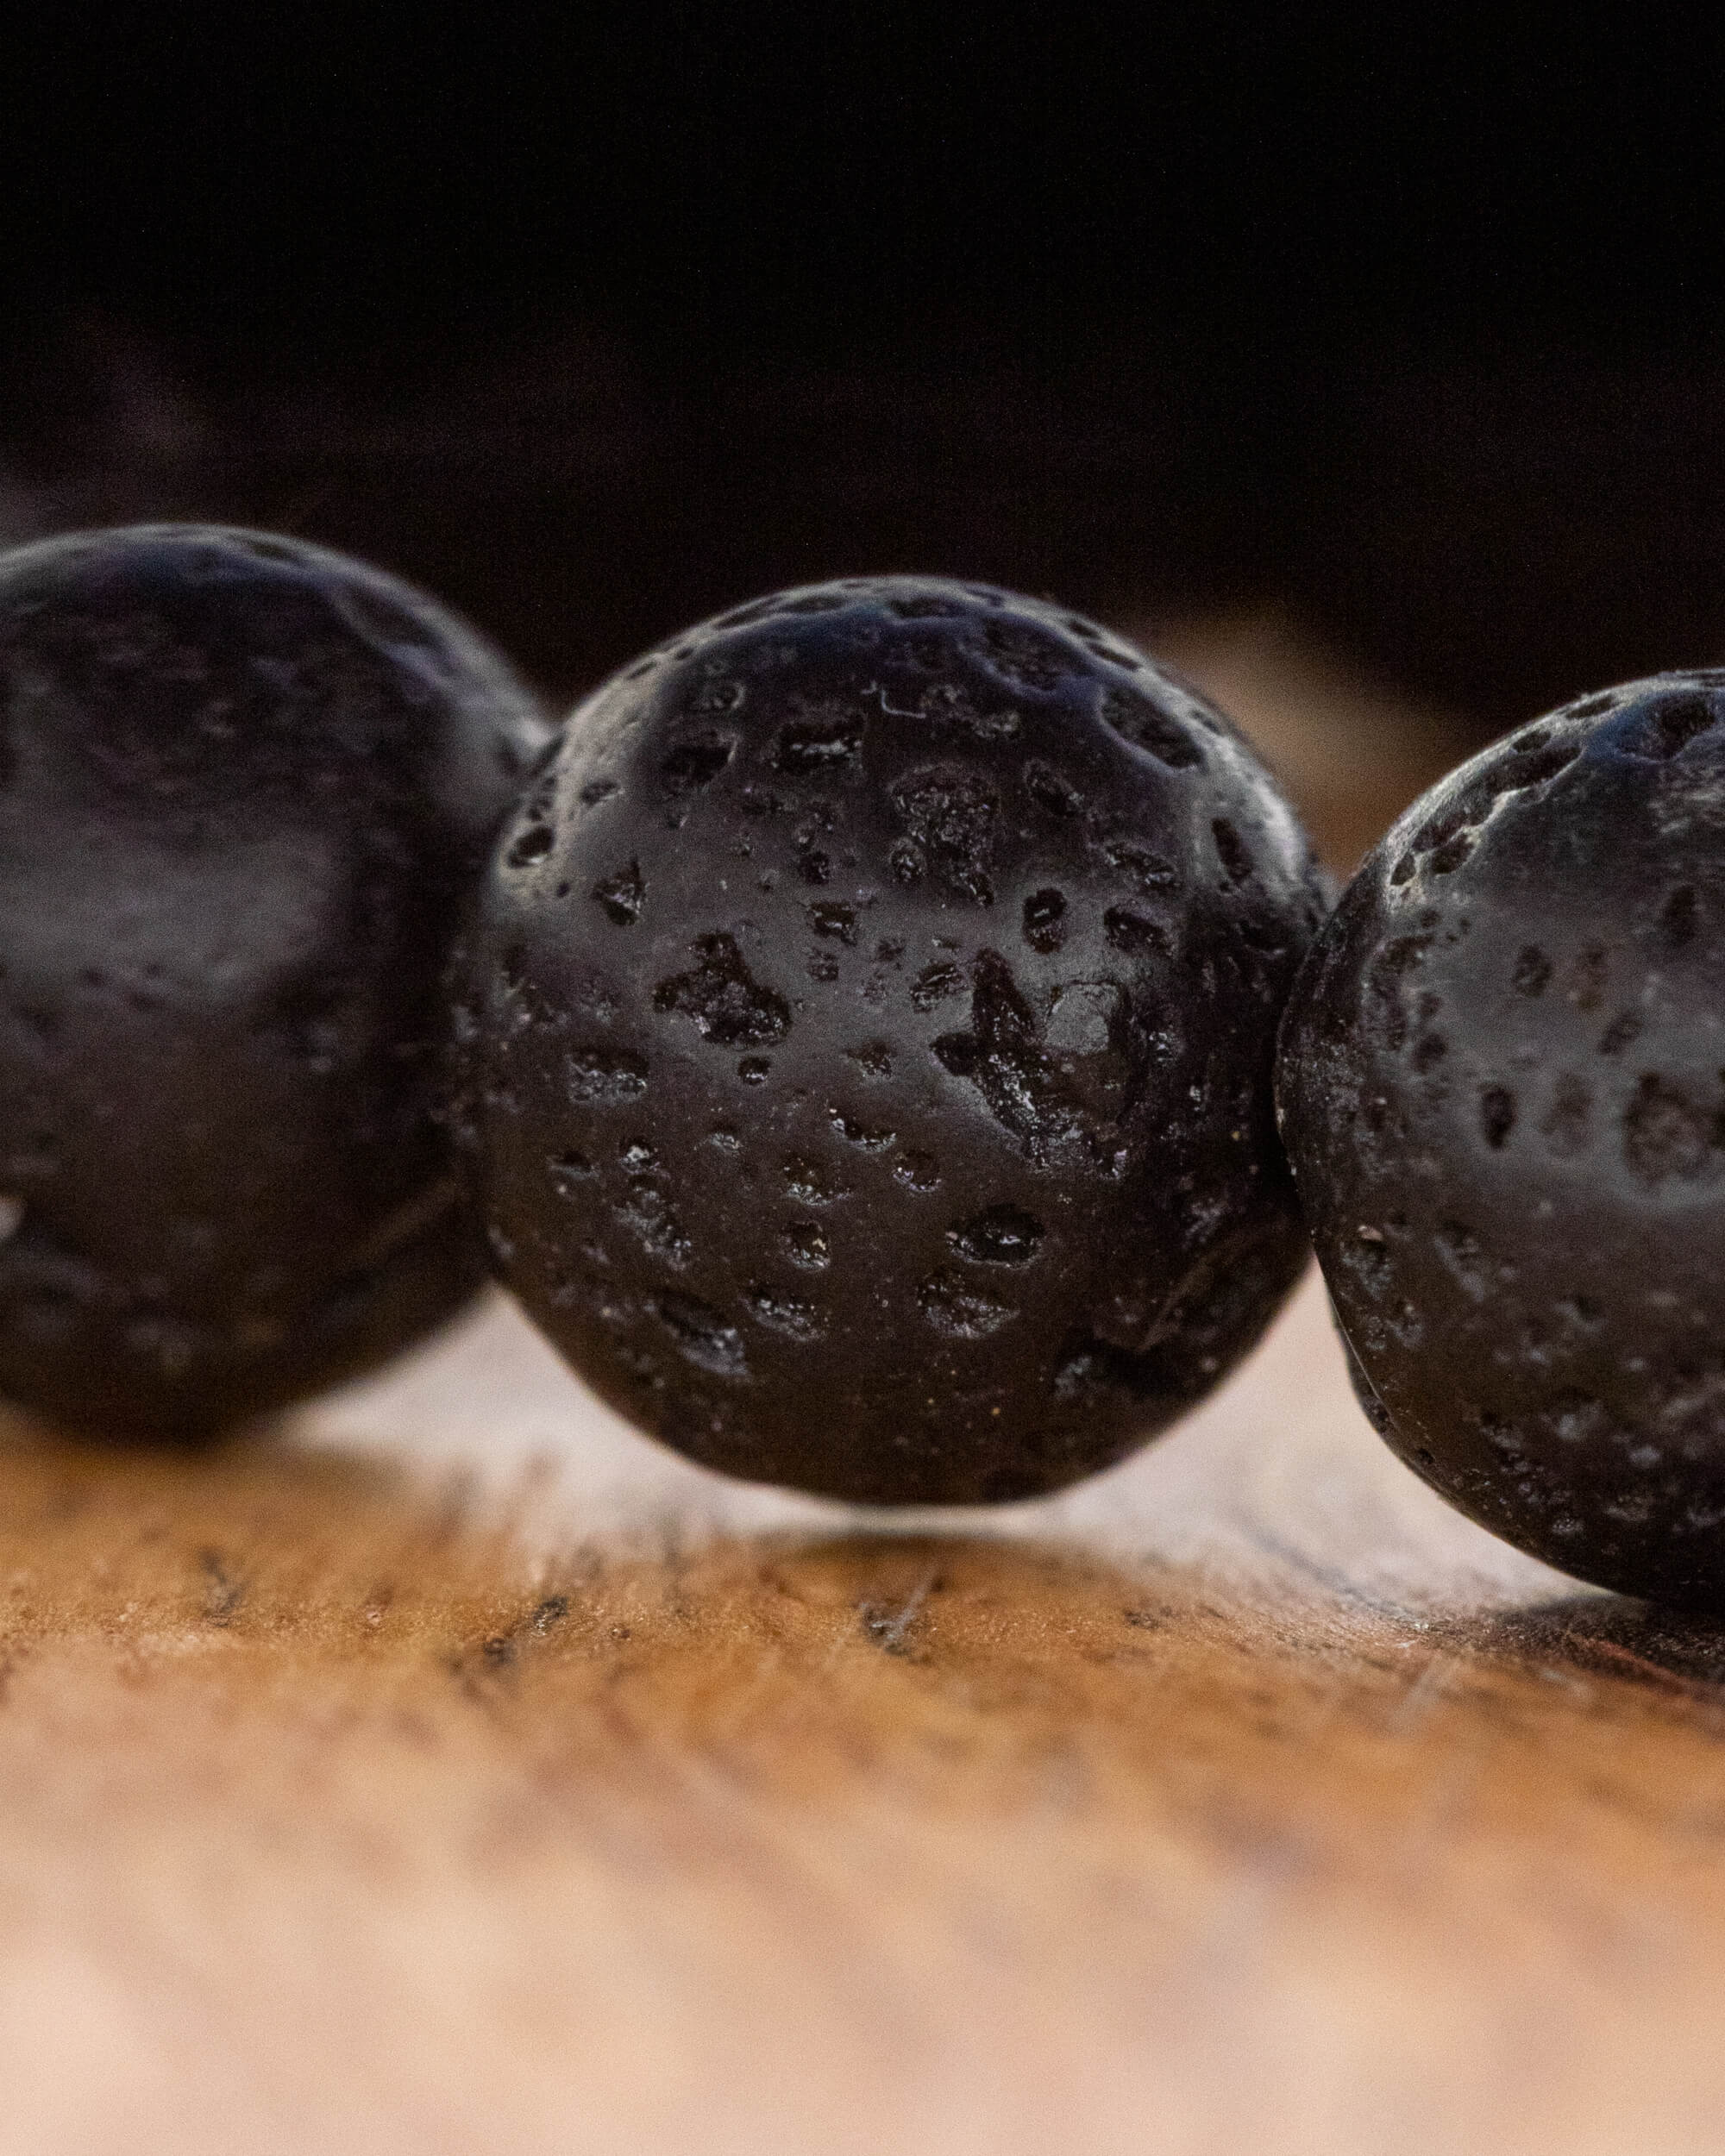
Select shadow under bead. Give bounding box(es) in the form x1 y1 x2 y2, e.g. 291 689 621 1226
0 523 547 1438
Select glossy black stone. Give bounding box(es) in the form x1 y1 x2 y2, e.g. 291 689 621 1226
452 576 1326 1503
1276 671 1725 1606
0 524 545 1438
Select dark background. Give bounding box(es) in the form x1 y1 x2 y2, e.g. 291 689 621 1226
2 10 1723 731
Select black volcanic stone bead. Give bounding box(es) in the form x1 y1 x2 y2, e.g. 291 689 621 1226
0 524 545 1438
1276 670 1725 1606
451 576 1327 1503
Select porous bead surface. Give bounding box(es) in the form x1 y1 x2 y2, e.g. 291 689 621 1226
1276 672 1725 1604
0 524 545 1438
453 576 1326 1503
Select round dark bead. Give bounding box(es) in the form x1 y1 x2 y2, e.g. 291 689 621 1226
452 576 1327 1503
1276 671 1725 1605
0 523 545 1438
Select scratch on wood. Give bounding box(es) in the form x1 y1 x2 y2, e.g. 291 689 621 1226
1386 1651 1457 1733
860 1569 938 1658
198 1547 245 1626
1580 1636 1706 1697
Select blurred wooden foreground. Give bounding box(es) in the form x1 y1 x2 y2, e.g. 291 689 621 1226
5 624 1721 2156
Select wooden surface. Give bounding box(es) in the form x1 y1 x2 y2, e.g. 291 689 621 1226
9 624 1722 2156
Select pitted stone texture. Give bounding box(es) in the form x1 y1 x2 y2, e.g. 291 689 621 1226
1277 671 1725 1605
453 576 1324 1503
0 523 544 1438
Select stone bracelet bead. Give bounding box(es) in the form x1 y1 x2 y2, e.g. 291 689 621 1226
451 575 1327 1503
1276 672 1725 1605
0 523 545 1438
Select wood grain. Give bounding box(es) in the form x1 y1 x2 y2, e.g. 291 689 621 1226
9 629 1714 2156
